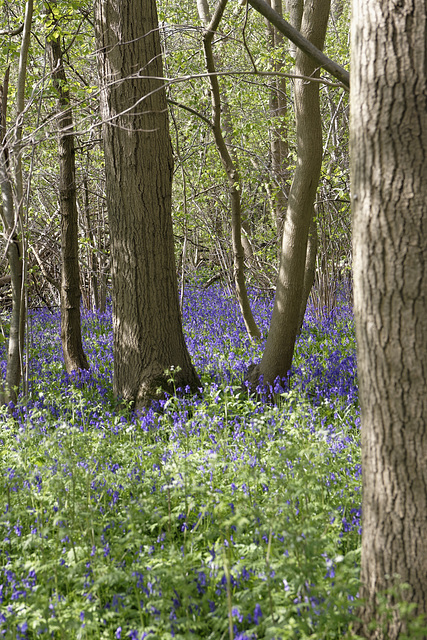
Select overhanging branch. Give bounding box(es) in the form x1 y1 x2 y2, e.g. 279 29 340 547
247 0 349 89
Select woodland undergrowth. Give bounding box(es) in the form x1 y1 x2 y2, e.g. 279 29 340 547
0 284 362 639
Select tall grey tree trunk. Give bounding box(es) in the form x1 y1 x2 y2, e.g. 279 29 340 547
351 0 427 637
47 12 89 373
94 0 200 407
250 0 330 386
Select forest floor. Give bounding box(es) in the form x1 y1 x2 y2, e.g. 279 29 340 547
0 284 361 639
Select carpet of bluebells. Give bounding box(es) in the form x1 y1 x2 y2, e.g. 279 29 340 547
0 285 361 639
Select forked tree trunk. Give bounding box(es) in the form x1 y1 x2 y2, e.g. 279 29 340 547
47 19 89 373
351 0 427 637
94 0 200 407
250 0 330 385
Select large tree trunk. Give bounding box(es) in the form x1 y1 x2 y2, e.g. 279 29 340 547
47 16 89 374
94 0 200 407
251 0 330 386
351 1 427 637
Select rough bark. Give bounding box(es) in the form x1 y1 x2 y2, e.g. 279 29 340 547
47 20 89 373
94 0 200 407
351 0 427 637
251 0 330 386
197 0 261 340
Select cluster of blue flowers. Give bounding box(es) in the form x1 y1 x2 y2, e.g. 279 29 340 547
0 284 360 639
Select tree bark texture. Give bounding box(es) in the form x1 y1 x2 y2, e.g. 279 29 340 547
253 0 330 385
351 1 427 637
47 28 89 374
94 0 200 407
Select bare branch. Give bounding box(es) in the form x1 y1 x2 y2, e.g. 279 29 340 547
0 24 24 37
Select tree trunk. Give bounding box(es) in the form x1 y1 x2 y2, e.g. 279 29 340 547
351 0 427 637
297 215 317 334
94 0 200 407
47 18 89 373
1 72 21 404
289 0 318 334
0 0 34 406
0 157 23 404
286 0 304 58
82 174 100 312
251 0 330 386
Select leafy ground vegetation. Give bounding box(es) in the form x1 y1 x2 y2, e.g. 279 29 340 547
0 285 361 640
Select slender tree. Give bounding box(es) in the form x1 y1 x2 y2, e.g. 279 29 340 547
286 0 318 335
0 0 33 404
0 70 23 404
266 0 288 237
46 2 89 373
94 0 200 407
351 0 427 637
250 0 330 386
